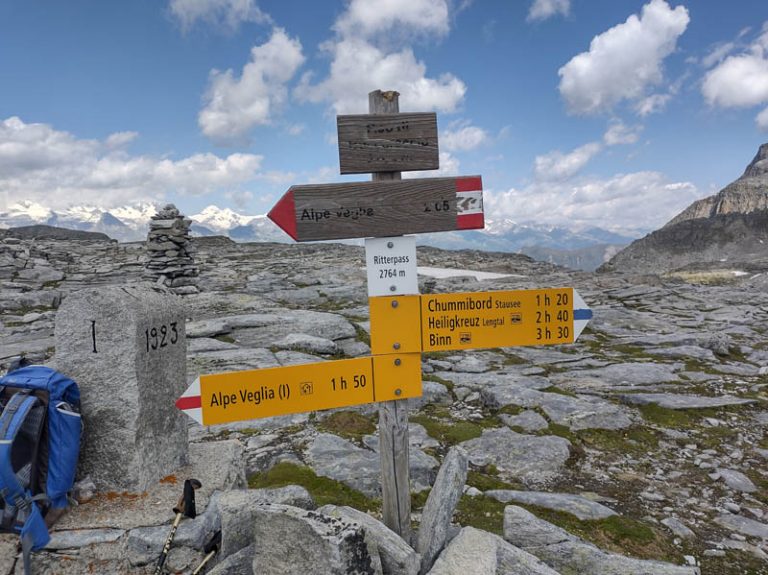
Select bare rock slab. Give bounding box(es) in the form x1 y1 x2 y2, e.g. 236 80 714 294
417 447 468 574
55 284 188 492
319 505 420 575
620 393 756 410
503 506 700 575
56 439 246 531
249 504 383 575
427 526 562 575
481 385 633 431
460 428 571 486
715 514 768 539
485 490 617 521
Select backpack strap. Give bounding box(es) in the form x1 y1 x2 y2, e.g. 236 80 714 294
0 393 51 573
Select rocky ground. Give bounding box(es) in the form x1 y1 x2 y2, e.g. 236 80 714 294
1 234 767 574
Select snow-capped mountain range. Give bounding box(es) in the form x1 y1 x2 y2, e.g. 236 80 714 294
0 201 637 270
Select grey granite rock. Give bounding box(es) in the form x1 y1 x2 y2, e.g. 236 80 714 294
427 526 562 575
660 517 696 539
274 333 339 355
417 447 469 574
620 393 755 410
485 490 617 521
481 385 632 430
715 468 758 493
54 284 188 492
306 433 438 497
715 514 768 538
551 362 682 391
319 505 420 575
504 506 700 575
460 428 571 485
500 410 549 432
249 505 383 575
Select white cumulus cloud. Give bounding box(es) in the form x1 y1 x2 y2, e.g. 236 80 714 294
758 106 768 132
199 28 304 145
334 0 450 39
702 24 768 131
295 0 465 115
527 0 570 22
603 121 642 145
169 0 270 32
295 38 465 115
485 171 699 234
441 124 488 152
558 0 689 115
0 117 265 211
534 142 602 181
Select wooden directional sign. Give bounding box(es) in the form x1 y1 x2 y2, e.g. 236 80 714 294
369 288 592 355
268 176 484 242
337 113 439 174
176 355 422 426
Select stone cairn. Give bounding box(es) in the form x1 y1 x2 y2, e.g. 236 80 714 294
143 204 200 295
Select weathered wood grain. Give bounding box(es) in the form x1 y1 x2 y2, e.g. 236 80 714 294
370 90 413 544
292 178 458 241
338 111 439 174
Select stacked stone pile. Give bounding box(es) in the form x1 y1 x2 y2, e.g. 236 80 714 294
143 204 199 295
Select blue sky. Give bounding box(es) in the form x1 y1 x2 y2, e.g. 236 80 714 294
1 0 767 236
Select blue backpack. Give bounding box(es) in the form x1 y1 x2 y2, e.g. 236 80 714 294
0 364 81 574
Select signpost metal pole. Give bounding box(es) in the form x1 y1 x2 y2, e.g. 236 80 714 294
370 90 412 542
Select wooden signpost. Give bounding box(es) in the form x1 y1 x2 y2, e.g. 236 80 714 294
177 89 593 544
268 176 484 242
176 355 422 426
368 287 592 355
337 112 439 174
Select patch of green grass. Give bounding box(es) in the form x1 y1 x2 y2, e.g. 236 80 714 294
317 410 376 441
411 489 431 511
637 404 697 428
498 404 524 416
516 504 678 562
410 415 489 445
455 494 506 535
249 461 378 511
213 334 236 344
354 324 370 346
695 424 738 449
502 353 526 365
700 551 768 575
466 469 522 492
578 426 660 455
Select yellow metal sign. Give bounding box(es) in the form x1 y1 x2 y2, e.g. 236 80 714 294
420 288 575 352
195 355 421 426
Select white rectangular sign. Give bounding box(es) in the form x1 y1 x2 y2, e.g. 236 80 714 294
365 236 418 297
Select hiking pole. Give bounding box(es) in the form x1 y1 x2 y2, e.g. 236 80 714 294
190 530 222 575
153 478 202 575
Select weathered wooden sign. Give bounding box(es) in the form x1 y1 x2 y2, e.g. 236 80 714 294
268 176 484 242
176 355 422 426
368 288 592 355
337 112 439 174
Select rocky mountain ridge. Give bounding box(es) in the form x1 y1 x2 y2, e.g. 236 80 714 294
666 144 768 227
601 143 768 276
1 233 766 573
0 201 633 271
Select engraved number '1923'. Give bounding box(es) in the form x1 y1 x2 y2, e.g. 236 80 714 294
145 322 179 352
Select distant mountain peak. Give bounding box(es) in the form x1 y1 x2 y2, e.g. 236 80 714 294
665 142 768 228
603 143 768 275
741 143 768 179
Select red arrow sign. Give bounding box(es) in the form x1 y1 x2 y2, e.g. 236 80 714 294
268 176 483 242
